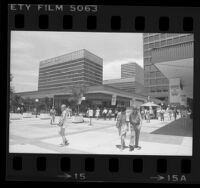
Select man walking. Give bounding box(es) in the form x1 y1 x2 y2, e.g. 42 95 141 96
129 106 142 151
108 108 112 120
88 107 94 126
102 107 107 120
58 104 69 147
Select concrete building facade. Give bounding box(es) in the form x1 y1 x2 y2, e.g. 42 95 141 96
38 49 103 91
143 33 194 105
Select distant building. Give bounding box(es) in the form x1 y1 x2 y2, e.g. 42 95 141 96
121 62 144 81
143 33 194 105
38 49 103 91
103 77 145 95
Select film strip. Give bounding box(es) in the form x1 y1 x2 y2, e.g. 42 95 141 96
3 2 200 184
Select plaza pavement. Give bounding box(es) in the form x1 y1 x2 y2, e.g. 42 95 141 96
9 115 192 155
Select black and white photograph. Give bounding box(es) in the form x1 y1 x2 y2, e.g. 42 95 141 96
9 31 193 155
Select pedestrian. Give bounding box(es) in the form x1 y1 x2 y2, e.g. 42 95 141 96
116 107 128 151
108 108 112 120
125 108 130 127
50 106 56 125
129 106 142 151
57 104 69 147
95 107 100 120
116 109 122 136
173 108 177 120
140 108 145 120
146 109 150 123
102 107 107 120
168 108 172 121
88 107 94 126
114 108 118 121
160 108 165 121
17 107 21 114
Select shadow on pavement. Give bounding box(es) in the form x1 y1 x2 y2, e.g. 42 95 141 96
151 118 193 137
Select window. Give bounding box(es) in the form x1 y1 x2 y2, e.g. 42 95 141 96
156 71 163 77
161 40 166 46
144 79 150 86
145 65 151 71
155 34 159 40
166 39 172 45
163 78 169 84
144 44 149 49
144 57 151 64
150 72 156 78
155 42 160 48
163 86 169 92
149 43 155 48
149 36 154 42
144 37 149 43
161 33 166 39
150 79 156 85
150 86 157 93
144 72 151 78
173 37 180 44
150 65 157 71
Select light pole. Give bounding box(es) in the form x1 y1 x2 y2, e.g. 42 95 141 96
35 98 39 118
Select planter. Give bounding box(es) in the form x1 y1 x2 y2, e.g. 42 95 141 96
40 113 51 119
22 113 32 118
10 113 22 120
72 115 84 123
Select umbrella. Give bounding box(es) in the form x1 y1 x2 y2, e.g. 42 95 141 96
140 102 160 107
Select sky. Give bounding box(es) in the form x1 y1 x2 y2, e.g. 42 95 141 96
10 31 143 92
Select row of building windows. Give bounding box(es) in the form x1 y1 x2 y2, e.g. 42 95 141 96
144 78 169 86
39 62 102 76
40 58 102 73
144 71 165 78
40 59 85 73
145 86 169 93
39 75 102 88
39 66 102 82
39 79 102 91
143 36 193 53
144 64 158 72
39 66 102 80
39 71 85 81
143 33 192 43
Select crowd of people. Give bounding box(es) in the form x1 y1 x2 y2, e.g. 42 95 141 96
47 104 192 150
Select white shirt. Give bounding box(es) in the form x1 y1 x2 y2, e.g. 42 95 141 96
59 110 68 128
88 109 93 117
103 109 107 114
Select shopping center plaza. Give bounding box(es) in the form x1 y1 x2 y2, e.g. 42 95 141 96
15 34 194 113
16 49 162 113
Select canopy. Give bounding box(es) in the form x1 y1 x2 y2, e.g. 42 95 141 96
140 102 160 107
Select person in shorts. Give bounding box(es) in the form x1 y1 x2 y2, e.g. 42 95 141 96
57 104 69 147
95 107 100 120
117 107 128 151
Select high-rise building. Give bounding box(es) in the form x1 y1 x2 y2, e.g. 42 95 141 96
38 49 103 91
121 62 143 80
143 33 194 103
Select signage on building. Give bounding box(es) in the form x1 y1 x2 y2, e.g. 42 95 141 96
170 85 180 96
169 78 181 104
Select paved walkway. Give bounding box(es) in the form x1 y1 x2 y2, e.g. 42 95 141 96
9 116 192 155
